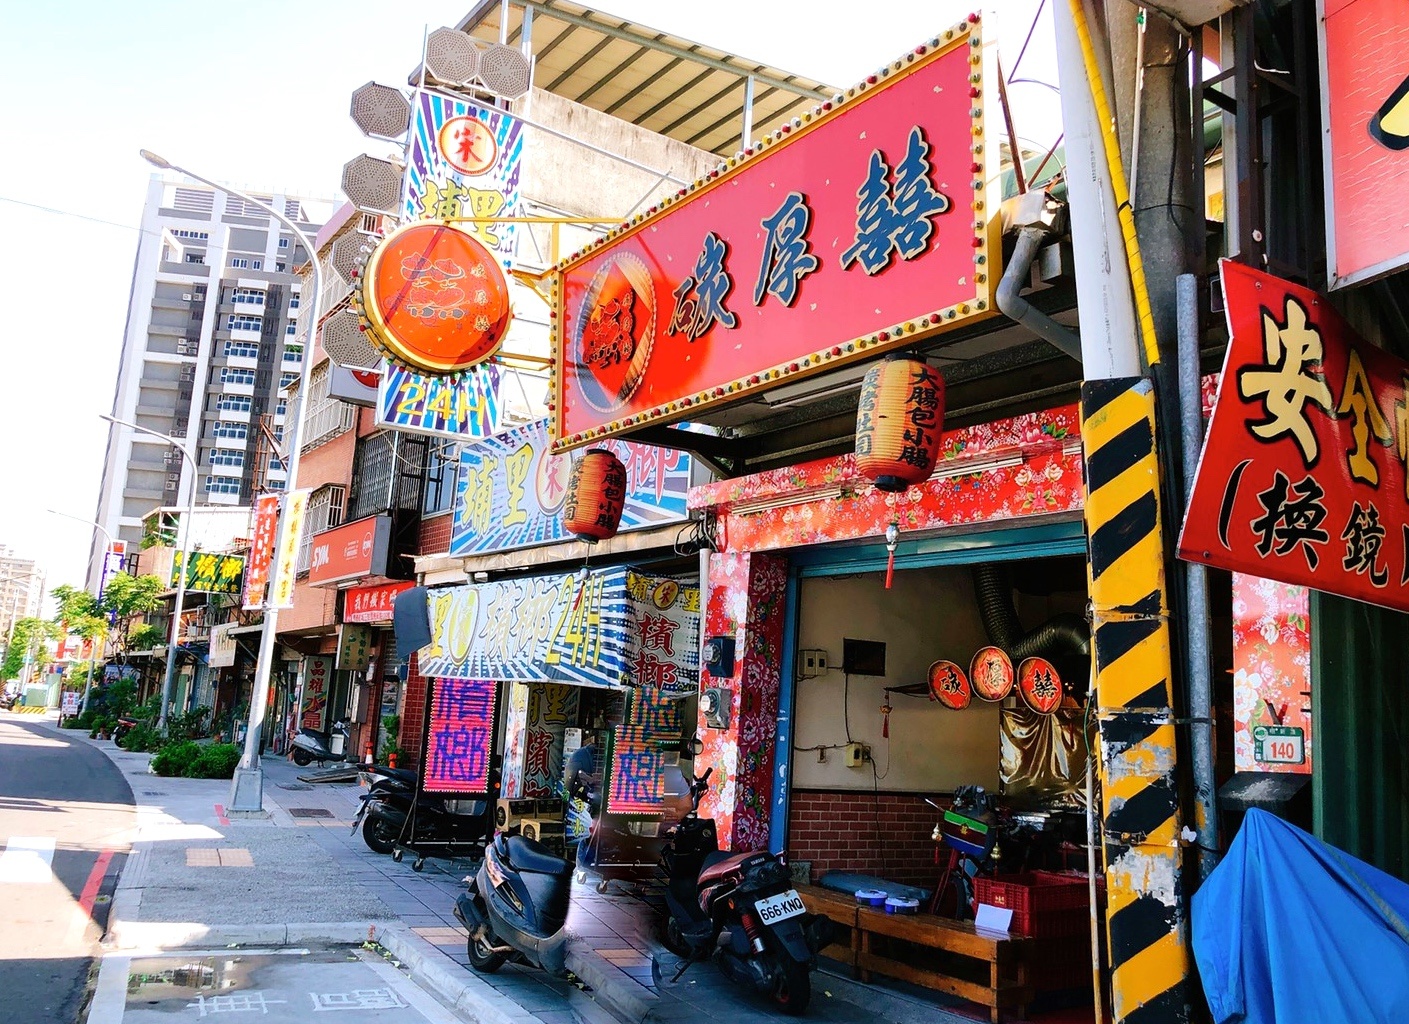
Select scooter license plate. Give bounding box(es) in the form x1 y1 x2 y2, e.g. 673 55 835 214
754 890 806 926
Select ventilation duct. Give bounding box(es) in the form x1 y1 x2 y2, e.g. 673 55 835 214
971 564 1091 686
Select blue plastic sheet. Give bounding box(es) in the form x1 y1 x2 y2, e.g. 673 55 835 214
1193 808 1409 1023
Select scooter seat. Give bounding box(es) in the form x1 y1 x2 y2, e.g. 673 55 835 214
504 834 573 877
697 850 756 887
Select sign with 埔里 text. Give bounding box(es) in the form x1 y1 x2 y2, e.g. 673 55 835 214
552 17 996 451
1181 261 1409 612
451 418 693 555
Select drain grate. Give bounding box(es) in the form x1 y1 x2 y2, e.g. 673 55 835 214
288 807 334 819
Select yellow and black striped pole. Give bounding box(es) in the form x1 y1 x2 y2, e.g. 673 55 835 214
1082 376 1192 1024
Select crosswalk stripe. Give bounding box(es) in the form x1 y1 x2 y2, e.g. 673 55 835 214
0 835 56 883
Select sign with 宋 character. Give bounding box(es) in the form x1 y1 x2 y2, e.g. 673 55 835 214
1181 261 1409 613
422 677 499 797
551 15 997 452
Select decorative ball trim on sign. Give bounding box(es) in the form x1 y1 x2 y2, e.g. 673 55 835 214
357 220 512 376
563 448 627 543
854 358 946 493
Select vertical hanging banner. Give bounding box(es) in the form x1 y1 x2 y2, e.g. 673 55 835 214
1181 261 1409 613
300 655 333 731
376 90 523 441
421 677 500 796
336 624 373 672
269 488 310 608
243 493 280 610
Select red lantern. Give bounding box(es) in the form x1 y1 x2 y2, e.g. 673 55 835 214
563 449 627 543
854 358 945 492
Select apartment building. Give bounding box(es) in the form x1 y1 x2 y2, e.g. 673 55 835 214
0 546 44 641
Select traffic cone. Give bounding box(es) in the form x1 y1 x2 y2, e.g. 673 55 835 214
364 741 373 766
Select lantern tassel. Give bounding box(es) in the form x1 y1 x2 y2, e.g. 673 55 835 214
883 519 899 590
885 549 895 590
881 695 891 738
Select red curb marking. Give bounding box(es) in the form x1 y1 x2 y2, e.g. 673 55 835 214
214 803 230 826
79 850 114 917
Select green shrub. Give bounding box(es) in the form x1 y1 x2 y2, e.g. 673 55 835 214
151 741 201 777
166 706 211 742
60 716 89 730
189 743 242 779
120 722 164 752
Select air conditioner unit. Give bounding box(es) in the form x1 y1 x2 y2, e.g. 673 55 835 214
182 293 193 301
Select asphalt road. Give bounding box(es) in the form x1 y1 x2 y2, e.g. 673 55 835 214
0 716 132 1024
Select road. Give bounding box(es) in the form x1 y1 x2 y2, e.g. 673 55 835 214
0 715 132 1024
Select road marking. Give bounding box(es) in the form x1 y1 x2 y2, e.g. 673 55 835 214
214 803 230 825
79 849 114 914
0 835 55 883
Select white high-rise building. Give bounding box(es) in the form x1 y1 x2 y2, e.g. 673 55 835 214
0 546 44 642
87 176 328 588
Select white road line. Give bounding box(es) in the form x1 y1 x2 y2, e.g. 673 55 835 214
0 836 56 884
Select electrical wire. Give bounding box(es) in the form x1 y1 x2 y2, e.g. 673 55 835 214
843 673 853 743
0 194 151 234
1008 0 1049 82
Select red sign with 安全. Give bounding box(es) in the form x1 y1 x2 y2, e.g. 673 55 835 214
345 580 414 624
243 493 280 610
1180 260 1409 612
552 18 996 451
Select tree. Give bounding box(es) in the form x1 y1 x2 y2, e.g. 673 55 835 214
126 624 163 652
2 617 62 681
50 584 108 650
101 574 164 618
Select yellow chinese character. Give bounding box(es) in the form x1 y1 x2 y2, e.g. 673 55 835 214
1238 296 1334 466
464 456 498 536
1336 349 1392 487
464 188 506 248
419 180 466 221
503 444 532 528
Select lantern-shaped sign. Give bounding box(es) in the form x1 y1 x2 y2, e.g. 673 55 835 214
1018 657 1063 714
970 646 1015 702
928 660 971 710
563 449 627 543
854 358 945 492
357 221 512 375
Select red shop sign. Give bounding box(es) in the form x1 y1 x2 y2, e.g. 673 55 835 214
552 15 997 452
1181 261 1409 612
345 580 414 623
308 515 392 587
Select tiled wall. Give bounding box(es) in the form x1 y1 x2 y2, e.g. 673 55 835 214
786 789 945 888
398 652 427 763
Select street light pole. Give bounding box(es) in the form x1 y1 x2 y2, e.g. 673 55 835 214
100 413 197 731
47 510 118 715
140 149 323 815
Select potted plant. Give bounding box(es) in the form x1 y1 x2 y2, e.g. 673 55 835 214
380 714 402 767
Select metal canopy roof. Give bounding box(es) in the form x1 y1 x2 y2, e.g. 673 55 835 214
457 0 837 156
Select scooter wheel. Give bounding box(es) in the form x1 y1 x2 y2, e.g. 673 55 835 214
466 933 507 974
392 849 404 863
772 959 811 1015
412 858 425 872
362 816 398 855
661 917 692 958
292 749 312 767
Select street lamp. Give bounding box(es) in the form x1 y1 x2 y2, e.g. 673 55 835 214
47 510 117 715
100 413 197 731
141 149 324 815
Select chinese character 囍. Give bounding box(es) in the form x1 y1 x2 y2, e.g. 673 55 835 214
840 125 951 276
667 232 738 342
1237 296 1335 467
1341 500 1389 586
1251 471 1330 569
754 191 819 306
1030 669 1058 703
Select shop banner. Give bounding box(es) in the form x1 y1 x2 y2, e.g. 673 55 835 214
1233 575 1312 774
336 624 373 672
170 552 244 595
422 677 499 796
345 580 415 624
269 488 310 608
300 655 332 731
1181 261 1409 613
1319 0 1409 287
307 515 392 587
552 19 995 452
243 494 279 610
419 568 700 691
99 541 126 598
450 418 693 555
209 622 238 668
376 359 502 441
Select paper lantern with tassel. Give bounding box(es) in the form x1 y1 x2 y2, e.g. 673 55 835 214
563 449 627 543
854 357 945 492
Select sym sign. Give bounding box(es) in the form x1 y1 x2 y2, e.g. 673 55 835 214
551 15 997 451
308 514 392 588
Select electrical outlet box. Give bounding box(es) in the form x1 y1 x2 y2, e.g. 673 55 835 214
798 649 828 677
844 742 865 767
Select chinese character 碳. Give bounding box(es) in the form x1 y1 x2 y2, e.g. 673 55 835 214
840 126 951 276
1251 471 1329 569
754 191 819 306
1237 296 1334 467
667 232 737 342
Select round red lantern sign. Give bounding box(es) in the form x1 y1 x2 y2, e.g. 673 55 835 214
854 357 945 492
1017 657 1064 715
969 646 1014 702
563 449 628 543
359 221 512 375
928 660 971 710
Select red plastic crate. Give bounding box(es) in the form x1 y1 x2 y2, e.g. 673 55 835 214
974 872 1098 937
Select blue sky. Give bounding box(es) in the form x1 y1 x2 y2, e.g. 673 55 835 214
0 0 1057 598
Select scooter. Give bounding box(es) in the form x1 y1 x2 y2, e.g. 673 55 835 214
350 765 420 854
454 831 574 975
290 719 349 767
657 766 828 1015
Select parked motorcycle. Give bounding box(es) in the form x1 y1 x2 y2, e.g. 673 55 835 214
454 831 574 975
290 719 349 767
349 765 420 854
657 766 828 1015
111 715 138 746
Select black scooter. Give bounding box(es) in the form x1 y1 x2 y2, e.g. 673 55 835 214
455 832 574 975
657 767 828 1015
350 765 419 854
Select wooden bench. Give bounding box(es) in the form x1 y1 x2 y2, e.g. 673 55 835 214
795 884 860 969
855 907 1034 1024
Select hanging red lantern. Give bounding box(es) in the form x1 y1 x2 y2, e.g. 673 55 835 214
563 449 627 543
854 357 945 492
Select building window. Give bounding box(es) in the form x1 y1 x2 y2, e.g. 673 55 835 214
220 367 256 386
298 485 346 572
226 314 262 332
210 448 245 467
224 340 259 359
217 395 252 413
184 252 205 264
268 478 287 491
230 257 249 269
252 259 263 270
231 287 265 305
212 422 248 440
279 371 299 390
285 324 297 337
172 229 210 240
279 237 290 250
276 399 287 417
288 295 300 309
423 440 459 515
283 345 303 363
275 262 286 273
205 478 241 495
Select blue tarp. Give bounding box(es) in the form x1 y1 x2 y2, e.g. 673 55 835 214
1193 808 1409 1023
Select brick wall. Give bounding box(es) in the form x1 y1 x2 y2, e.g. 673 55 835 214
419 512 453 556
398 652 427 763
786 789 948 888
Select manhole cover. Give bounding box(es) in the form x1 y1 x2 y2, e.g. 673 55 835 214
277 782 314 791
288 807 334 818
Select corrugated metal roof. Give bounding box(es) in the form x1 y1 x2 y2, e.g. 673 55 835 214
457 0 837 156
